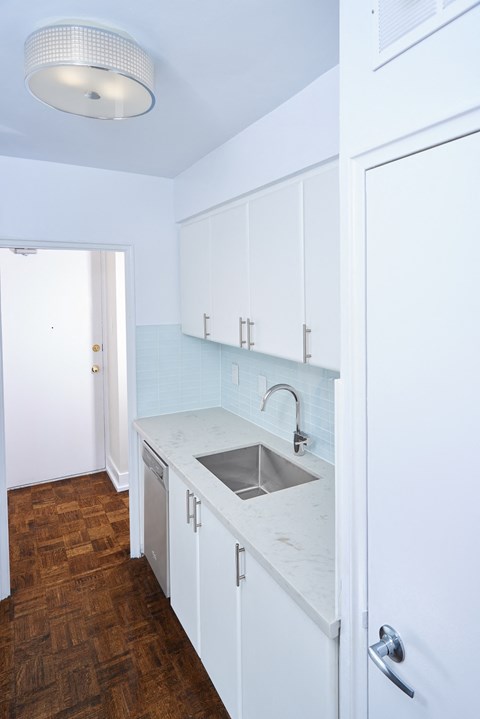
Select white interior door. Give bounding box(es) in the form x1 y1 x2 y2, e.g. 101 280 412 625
366 132 480 715
0 249 105 488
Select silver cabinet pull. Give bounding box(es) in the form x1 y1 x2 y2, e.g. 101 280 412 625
186 490 194 524
239 317 247 347
193 497 202 532
246 318 255 350
368 625 414 698
303 323 312 364
203 313 211 339
235 543 246 586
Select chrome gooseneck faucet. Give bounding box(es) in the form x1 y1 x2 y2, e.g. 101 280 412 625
260 383 308 456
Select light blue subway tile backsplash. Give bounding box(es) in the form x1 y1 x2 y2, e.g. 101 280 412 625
220 345 338 463
136 325 338 464
136 325 221 417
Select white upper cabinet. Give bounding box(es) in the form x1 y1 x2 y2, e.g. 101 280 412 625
210 204 249 348
179 162 340 369
303 162 340 371
248 183 304 362
180 217 212 340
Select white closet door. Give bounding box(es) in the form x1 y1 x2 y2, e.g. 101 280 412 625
366 131 480 717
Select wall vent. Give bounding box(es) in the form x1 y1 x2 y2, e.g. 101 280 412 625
378 0 436 52
373 0 480 68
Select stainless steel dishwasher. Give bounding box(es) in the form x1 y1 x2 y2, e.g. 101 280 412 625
142 441 170 597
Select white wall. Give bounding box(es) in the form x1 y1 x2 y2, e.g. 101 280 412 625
338 6 480 718
104 252 129 491
0 300 8 598
174 66 339 220
340 4 480 157
0 156 179 325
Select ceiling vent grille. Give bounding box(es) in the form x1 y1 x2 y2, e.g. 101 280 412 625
373 0 480 68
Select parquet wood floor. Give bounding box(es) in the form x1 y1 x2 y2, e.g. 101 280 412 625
0 472 230 719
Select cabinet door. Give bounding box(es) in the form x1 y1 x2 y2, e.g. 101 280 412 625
241 552 338 719
304 164 340 371
248 183 304 361
210 204 249 347
168 469 200 653
199 504 241 719
180 218 212 339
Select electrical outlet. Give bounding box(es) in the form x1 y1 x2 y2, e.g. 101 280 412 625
232 363 239 386
258 374 267 396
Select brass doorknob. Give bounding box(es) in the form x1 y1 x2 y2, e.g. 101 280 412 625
91 365 100 374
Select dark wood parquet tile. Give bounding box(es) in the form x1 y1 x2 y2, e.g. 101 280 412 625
0 472 230 719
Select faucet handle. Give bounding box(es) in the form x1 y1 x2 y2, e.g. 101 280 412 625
294 430 308 456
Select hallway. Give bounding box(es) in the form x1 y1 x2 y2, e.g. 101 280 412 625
0 473 229 719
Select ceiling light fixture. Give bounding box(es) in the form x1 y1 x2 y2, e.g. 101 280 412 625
24 24 155 119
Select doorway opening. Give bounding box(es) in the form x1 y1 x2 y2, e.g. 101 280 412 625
0 242 140 599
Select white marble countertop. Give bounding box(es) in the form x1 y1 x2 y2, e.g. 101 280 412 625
134 407 339 639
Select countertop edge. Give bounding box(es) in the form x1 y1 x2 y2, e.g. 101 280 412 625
134 410 340 639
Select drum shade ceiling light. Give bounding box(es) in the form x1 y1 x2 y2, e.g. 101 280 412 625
24 24 155 119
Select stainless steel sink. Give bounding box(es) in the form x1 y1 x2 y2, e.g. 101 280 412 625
196 444 318 500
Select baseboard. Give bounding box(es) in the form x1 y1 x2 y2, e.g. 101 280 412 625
106 456 129 492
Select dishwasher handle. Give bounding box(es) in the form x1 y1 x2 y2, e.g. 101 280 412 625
142 442 169 488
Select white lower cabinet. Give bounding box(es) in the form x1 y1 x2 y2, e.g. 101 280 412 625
168 468 201 654
199 503 241 719
240 551 338 719
169 469 337 719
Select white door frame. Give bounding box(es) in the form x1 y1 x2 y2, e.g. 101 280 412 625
338 105 480 718
0 239 141 601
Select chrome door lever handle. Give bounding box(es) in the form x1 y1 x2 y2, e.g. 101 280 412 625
368 625 414 698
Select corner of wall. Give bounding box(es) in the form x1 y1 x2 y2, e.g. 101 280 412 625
106 455 130 493
173 66 340 221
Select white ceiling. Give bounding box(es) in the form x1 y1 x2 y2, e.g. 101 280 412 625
0 1 338 178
